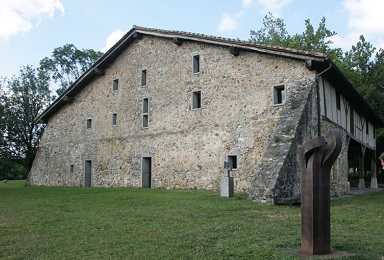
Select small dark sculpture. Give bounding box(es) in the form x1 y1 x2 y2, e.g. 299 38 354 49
300 129 342 255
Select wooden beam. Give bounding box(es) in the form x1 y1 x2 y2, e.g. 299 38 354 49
229 45 239 56
93 67 105 76
305 60 314 70
62 96 74 103
133 32 142 39
173 37 182 46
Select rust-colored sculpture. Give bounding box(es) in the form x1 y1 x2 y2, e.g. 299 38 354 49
300 129 342 255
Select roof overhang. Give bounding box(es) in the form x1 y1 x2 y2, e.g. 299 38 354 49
307 58 383 127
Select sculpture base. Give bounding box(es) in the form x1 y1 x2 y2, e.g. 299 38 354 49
358 178 365 190
370 177 378 189
220 176 234 197
283 248 355 259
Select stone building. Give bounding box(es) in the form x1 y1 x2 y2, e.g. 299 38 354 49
28 26 382 204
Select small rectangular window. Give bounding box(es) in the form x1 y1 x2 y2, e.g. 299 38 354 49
69 165 74 173
142 98 149 128
86 118 92 129
142 115 149 128
192 90 202 109
112 113 117 126
193 55 200 73
273 85 286 105
228 155 238 170
141 69 147 86
143 98 149 113
336 92 341 110
112 78 119 92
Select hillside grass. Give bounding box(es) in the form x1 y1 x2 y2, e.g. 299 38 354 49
1 180 383 259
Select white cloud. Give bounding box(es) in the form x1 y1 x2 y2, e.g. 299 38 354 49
100 29 126 53
344 0 384 35
339 0 384 50
329 33 360 51
219 13 241 33
218 0 291 34
242 0 255 8
218 0 252 33
0 0 64 41
256 0 291 16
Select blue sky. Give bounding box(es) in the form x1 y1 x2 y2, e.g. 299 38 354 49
1 0 384 79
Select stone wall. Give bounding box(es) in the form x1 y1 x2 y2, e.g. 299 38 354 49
248 78 318 203
29 34 318 201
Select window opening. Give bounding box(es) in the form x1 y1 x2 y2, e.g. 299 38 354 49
143 98 149 113
69 165 74 174
228 155 238 170
86 118 92 129
142 157 152 188
112 113 117 126
112 78 119 91
273 85 286 105
193 55 200 73
141 69 147 86
192 90 202 109
84 160 92 187
142 98 149 128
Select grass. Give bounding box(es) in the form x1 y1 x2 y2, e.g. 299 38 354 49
1 180 384 259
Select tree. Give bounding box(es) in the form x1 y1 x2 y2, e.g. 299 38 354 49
250 12 292 47
0 157 25 180
249 13 342 60
370 48 384 90
297 17 343 61
340 35 376 88
39 44 103 95
0 66 54 174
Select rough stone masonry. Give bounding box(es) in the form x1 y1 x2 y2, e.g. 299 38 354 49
28 28 354 203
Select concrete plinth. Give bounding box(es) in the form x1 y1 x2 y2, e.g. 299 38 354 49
370 177 378 189
358 178 365 190
345 182 350 194
220 176 234 197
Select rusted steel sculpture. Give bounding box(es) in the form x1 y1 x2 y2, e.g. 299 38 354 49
300 129 342 255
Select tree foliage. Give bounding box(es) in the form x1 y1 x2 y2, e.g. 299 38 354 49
250 12 342 60
39 44 103 95
250 12 292 47
0 66 54 174
0 157 25 180
1 44 102 179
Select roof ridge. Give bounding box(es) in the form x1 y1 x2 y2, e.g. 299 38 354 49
132 25 327 58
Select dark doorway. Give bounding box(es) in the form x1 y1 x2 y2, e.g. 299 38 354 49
85 160 92 187
142 157 152 188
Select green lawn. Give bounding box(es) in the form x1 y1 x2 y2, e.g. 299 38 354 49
1 180 383 259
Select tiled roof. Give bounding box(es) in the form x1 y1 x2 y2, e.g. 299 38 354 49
132 25 328 60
